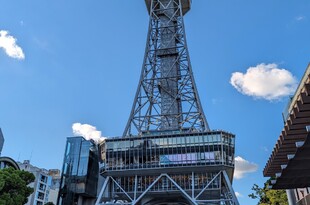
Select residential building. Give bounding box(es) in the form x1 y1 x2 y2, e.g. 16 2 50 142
18 160 52 205
47 169 61 205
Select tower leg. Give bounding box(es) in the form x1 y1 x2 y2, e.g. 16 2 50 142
222 171 240 205
95 177 110 205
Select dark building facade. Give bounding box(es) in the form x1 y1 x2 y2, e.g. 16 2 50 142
57 137 99 205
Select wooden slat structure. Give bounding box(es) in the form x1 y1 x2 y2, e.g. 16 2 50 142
263 64 310 189
271 133 310 189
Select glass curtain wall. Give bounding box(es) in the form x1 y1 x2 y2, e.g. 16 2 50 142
101 131 235 171
57 137 99 205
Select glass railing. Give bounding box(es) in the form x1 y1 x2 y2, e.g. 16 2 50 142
106 134 234 151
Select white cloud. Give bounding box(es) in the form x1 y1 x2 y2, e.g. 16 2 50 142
0 30 25 60
295 16 305 21
72 123 105 144
235 192 243 198
230 63 297 100
234 156 258 179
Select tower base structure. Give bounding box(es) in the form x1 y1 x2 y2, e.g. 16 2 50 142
96 131 239 205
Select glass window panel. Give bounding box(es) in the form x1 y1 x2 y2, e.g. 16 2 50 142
134 140 143 147
124 141 130 149
168 138 173 147
204 135 210 143
106 142 113 150
176 137 181 145
180 137 185 146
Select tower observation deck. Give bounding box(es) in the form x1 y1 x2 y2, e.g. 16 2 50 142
96 1 239 204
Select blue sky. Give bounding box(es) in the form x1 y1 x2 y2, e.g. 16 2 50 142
1 1 310 204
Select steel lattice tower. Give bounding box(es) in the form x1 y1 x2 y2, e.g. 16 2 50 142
123 0 209 137
96 1 239 205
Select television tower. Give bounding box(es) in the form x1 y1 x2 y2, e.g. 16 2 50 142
123 0 209 137
96 1 239 204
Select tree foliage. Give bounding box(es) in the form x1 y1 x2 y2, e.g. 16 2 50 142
0 167 35 205
45 202 55 205
249 180 288 205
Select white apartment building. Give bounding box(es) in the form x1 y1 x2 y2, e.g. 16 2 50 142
18 160 52 205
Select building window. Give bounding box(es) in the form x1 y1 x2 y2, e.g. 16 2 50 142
40 175 47 183
37 192 45 200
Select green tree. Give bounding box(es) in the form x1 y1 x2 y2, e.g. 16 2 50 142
0 167 35 205
45 202 55 205
249 180 288 205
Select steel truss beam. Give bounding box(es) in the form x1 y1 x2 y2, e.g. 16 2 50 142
96 171 239 205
